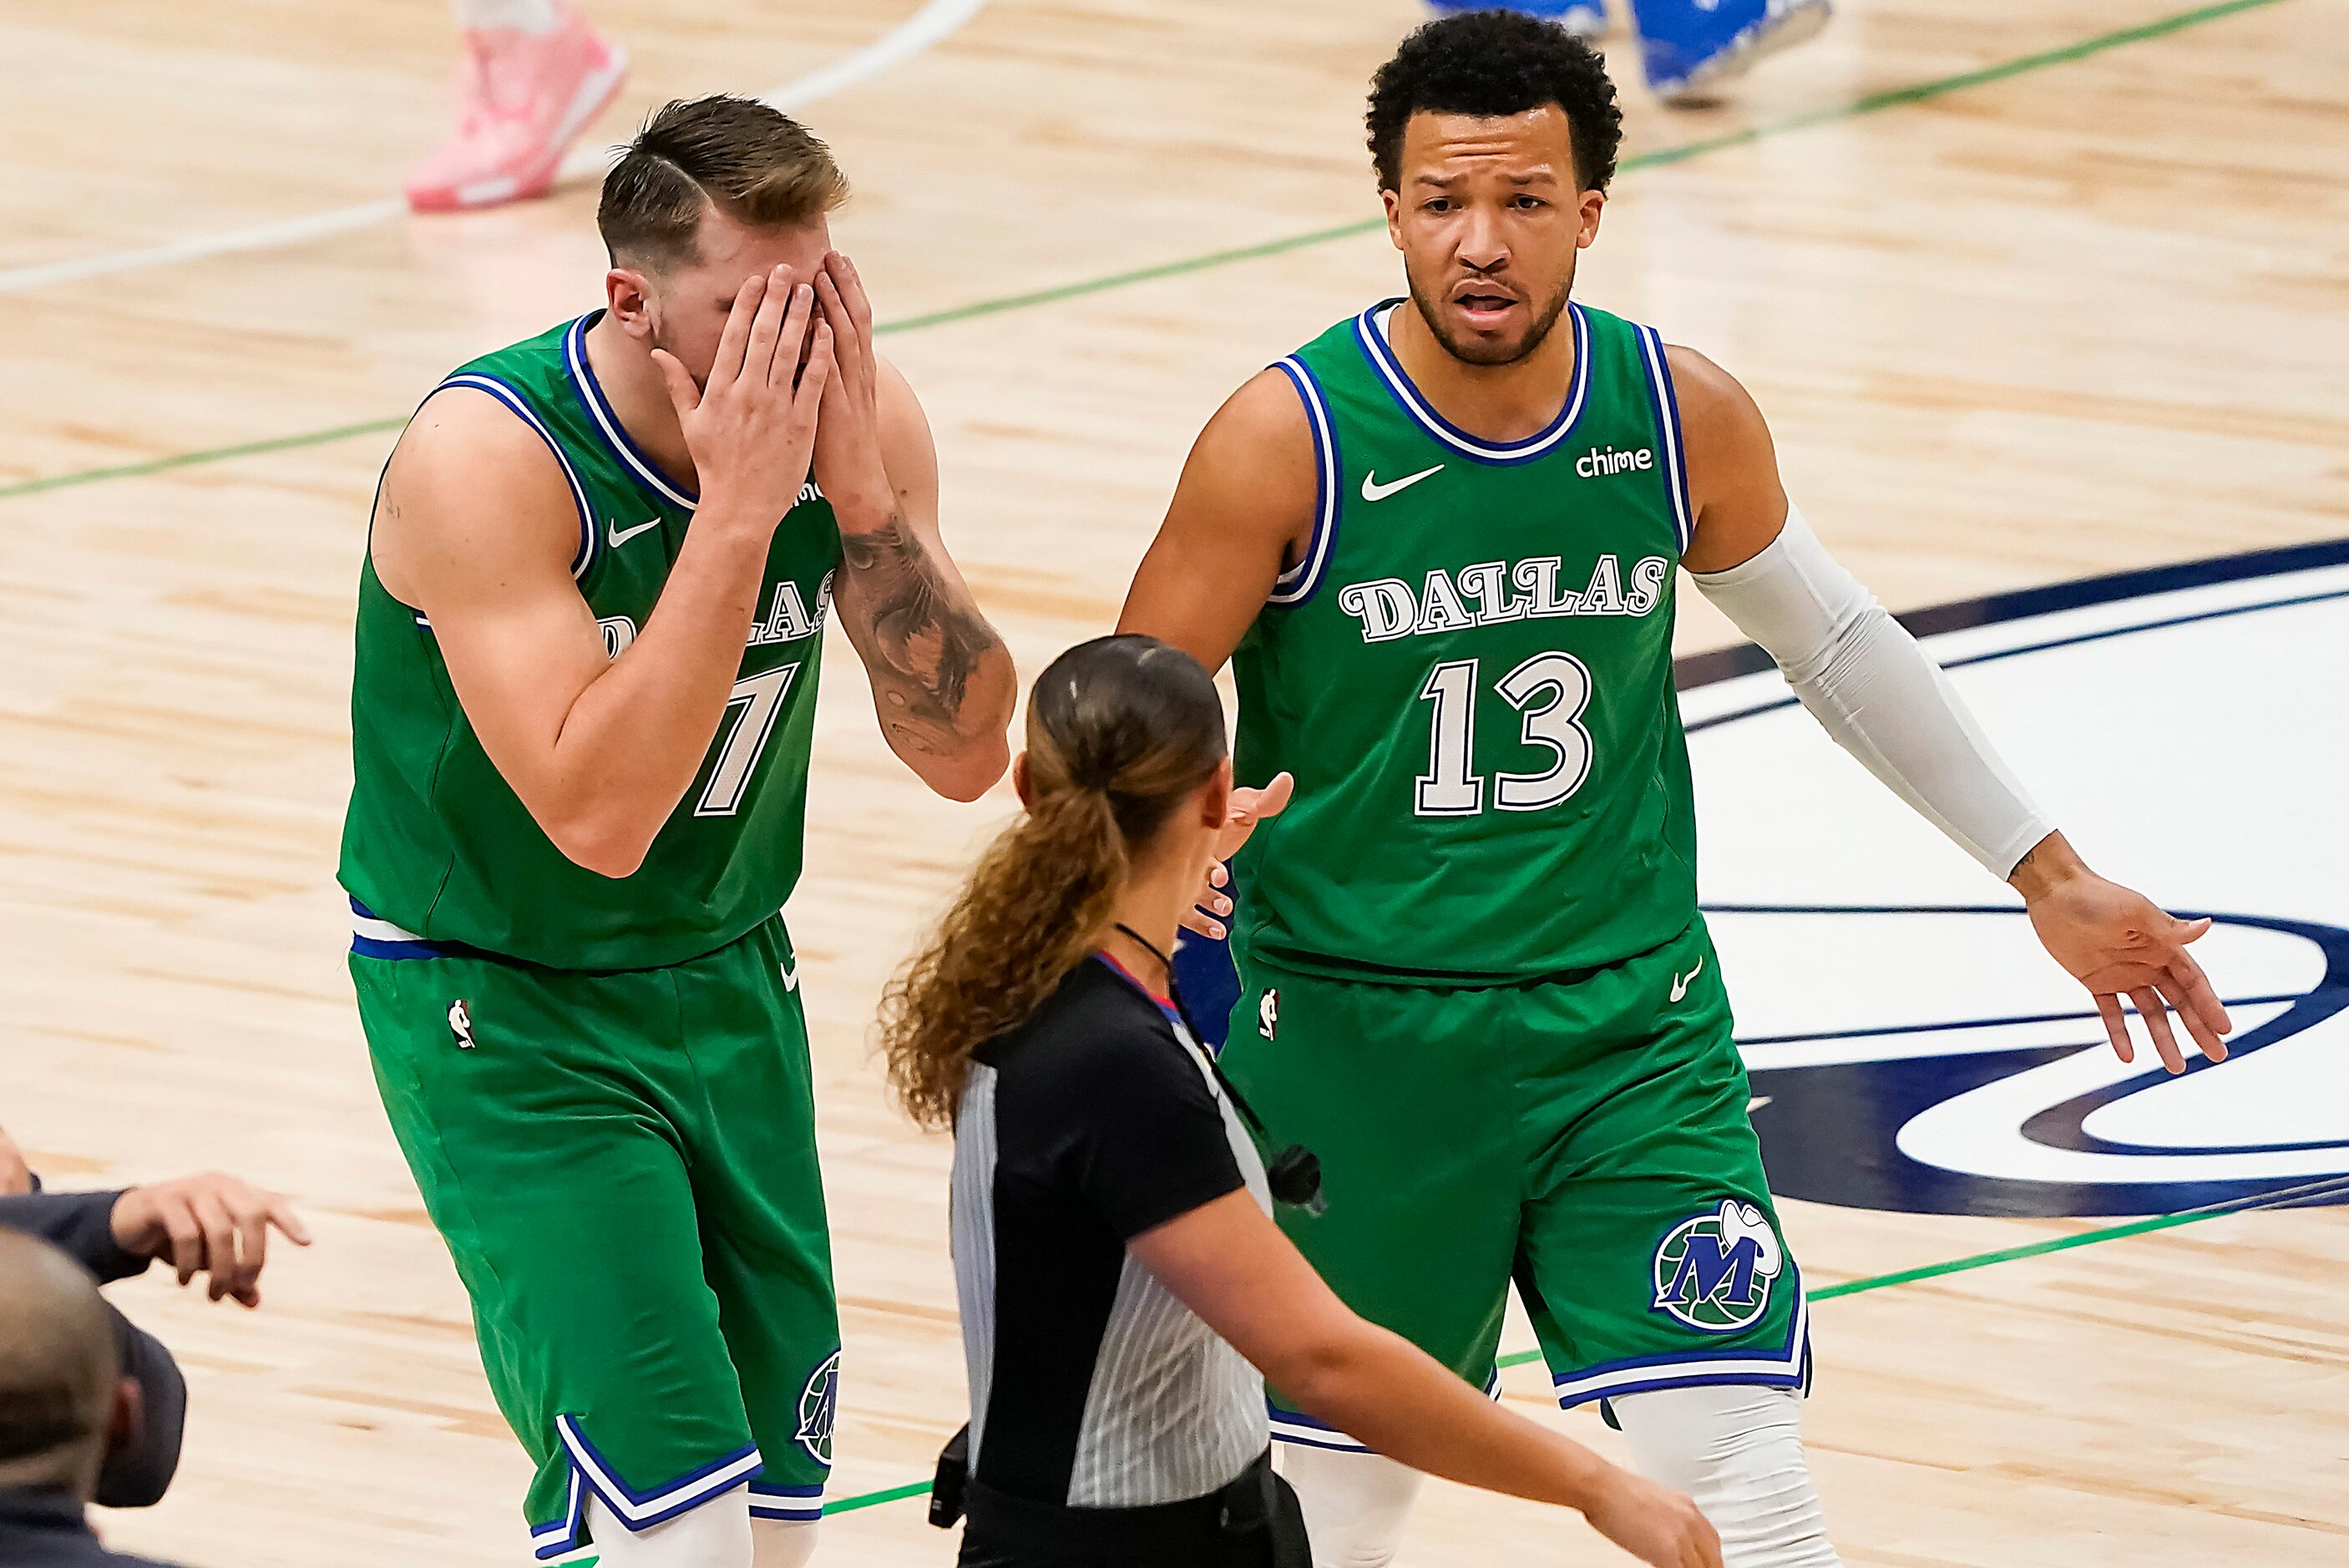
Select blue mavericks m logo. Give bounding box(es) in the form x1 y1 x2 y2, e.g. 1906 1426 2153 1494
1652 1201 1785 1333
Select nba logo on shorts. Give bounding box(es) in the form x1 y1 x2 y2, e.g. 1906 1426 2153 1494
796 1349 839 1466
1258 989 1278 1041
1650 1200 1783 1333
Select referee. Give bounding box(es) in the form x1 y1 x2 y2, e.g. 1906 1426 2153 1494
881 635 1720 1568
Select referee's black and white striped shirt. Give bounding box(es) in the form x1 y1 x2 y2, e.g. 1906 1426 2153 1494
951 953 1272 1509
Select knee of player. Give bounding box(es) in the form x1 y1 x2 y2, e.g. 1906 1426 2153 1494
750 1515 818 1568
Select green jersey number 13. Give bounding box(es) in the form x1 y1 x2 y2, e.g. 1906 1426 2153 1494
1415 652 1596 818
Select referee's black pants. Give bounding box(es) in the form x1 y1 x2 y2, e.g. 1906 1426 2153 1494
957 1450 1311 1568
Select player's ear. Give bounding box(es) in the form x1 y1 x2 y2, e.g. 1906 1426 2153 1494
605 268 656 337
1577 188 1605 250
1011 751 1035 810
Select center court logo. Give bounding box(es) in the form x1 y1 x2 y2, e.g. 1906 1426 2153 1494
796 1349 839 1466
1651 1200 1784 1332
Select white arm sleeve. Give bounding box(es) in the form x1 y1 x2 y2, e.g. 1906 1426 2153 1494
1691 505 2053 878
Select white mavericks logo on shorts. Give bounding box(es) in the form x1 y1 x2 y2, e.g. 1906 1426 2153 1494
797 1349 839 1466
1651 1200 1784 1333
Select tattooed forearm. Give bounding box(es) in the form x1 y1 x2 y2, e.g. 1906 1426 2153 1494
837 513 1005 751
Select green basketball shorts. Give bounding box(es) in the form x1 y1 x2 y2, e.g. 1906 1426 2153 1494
1219 916 1806 1449
350 904 838 1557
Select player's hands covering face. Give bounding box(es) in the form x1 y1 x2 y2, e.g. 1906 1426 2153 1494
652 266 833 528
810 250 891 509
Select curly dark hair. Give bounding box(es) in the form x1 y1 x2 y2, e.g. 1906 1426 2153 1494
1366 10 1623 195
879 635 1227 1131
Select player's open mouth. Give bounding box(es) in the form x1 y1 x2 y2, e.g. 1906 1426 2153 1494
1450 288 1519 326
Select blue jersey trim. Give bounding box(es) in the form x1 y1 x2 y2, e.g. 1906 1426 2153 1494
528 1467 586 1559
1635 325 1694 556
349 933 450 961
747 1480 827 1522
1549 1274 1810 1409
566 311 699 509
436 372 596 579
554 1414 763 1531
347 896 482 962
1351 298 1591 465
1267 357 1341 607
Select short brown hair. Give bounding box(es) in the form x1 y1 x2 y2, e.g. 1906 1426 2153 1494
598 94 849 271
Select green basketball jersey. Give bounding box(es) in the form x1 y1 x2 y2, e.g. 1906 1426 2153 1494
1231 299 1698 984
340 313 840 971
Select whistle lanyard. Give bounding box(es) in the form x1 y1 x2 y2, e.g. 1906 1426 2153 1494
1111 924 1325 1215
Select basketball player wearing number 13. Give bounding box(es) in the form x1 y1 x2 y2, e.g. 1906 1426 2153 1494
1121 15 2235 1567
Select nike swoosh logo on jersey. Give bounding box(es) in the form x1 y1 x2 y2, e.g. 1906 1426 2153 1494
1360 464 1445 502
608 517 663 549
1669 956 1704 1003
780 961 800 993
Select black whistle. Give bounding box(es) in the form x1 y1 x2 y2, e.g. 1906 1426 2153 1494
1268 1145 1325 1216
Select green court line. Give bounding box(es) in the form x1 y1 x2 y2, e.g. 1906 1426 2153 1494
1492 1205 2220 1371
534 1201 2271 1545
0 0 2288 507
801 1198 2248 1520
0 417 405 501
824 1479 935 1515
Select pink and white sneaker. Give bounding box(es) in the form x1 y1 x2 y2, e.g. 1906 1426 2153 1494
405 3 629 213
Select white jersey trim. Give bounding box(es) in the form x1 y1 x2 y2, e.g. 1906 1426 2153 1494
1268 356 1339 606
566 313 698 511
1549 1282 1810 1409
1636 324 1695 556
436 372 595 579
1354 298 1592 464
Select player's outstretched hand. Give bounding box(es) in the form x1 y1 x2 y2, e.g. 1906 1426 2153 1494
2012 832 2231 1075
1582 1466 1722 1568
110 1172 313 1309
651 266 833 529
1180 772 1294 940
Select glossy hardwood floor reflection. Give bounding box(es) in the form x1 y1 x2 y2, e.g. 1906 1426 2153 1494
1 0 2343 1561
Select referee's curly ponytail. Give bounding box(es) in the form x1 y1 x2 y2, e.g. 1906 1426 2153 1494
882 635 1227 1130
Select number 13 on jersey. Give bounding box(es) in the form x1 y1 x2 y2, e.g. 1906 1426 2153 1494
1415 653 1595 817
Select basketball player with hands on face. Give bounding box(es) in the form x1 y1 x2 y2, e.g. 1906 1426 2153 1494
343 96 1015 1568
1125 14 2231 1566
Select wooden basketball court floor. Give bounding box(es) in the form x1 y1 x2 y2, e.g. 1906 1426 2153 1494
3 0 2345 1561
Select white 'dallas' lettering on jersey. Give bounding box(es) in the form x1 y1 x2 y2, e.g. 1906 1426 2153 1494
1576 444 1655 479
748 569 837 648
1338 554 1670 643
598 615 638 659
795 479 826 508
